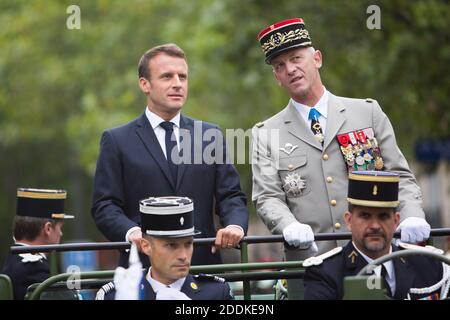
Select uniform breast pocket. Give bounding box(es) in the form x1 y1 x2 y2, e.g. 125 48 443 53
277 155 311 197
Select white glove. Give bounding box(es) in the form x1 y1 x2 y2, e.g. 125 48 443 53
396 217 430 243
282 222 315 249
156 287 191 300
114 243 143 300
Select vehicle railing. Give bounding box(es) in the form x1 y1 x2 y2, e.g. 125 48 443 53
11 228 450 300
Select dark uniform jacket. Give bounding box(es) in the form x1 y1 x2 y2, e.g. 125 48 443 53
98 271 234 300
91 113 248 267
1 245 49 300
304 242 443 300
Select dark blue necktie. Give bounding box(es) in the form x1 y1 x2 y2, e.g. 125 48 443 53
159 121 178 185
381 265 392 297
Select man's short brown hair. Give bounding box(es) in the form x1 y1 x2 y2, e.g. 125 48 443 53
138 43 187 80
13 216 55 242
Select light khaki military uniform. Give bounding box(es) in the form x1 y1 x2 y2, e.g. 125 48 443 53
252 93 425 263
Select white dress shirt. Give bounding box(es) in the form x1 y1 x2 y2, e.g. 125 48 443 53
145 107 180 159
353 242 396 295
291 87 329 135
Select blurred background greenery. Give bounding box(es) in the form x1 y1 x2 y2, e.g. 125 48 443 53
1 0 449 267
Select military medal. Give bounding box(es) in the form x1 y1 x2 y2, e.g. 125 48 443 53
283 172 306 196
356 155 365 166
312 123 324 144
346 153 355 166
375 157 384 170
337 127 384 172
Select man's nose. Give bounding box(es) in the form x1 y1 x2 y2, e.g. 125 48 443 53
172 75 182 88
178 248 188 261
368 218 382 230
286 61 297 75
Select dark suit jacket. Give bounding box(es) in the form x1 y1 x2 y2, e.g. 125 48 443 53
103 272 234 300
91 113 248 266
1 246 49 300
304 242 443 300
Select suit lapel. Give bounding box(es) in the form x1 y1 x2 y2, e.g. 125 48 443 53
176 115 194 191
140 271 157 300
392 246 413 299
323 94 346 151
283 101 322 150
343 242 368 276
135 113 175 190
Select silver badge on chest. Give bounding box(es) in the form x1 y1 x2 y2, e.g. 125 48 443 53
283 172 306 196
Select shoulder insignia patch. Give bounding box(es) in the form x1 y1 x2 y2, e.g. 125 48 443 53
398 242 444 255
365 98 374 103
195 273 225 283
19 253 44 263
255 122 264 128
303 246 343 267
95 281 115 300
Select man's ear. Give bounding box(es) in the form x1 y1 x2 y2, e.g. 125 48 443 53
140 237 152 256
43 221 53 237
343 211 352 231
394 212 401 228
313 49 323 69
139 77 150 94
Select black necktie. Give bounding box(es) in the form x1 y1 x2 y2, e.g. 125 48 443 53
159 121 178 185
381 265 392 297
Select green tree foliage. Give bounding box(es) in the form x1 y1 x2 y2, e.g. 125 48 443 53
0 0 448 264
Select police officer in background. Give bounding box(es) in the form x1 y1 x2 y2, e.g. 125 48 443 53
251 18 430 298
1 188 74 300
303 171 449 300
96 196 234 300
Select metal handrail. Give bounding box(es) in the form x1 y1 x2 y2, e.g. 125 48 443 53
28 261 306 300
10 228 450 254
356 249 450 276
14 227 450 300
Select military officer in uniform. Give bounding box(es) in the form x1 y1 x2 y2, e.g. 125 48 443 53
96 196 234 300
1 188 74 300
251 18 430 298
303 171 449 300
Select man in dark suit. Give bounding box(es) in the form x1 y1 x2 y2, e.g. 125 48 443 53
2 188 74 300
91 43 248 267
96 196 234 300
304 171 448 300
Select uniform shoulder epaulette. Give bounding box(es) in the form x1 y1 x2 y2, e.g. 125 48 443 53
397 242 444 255
95 281 115 300
19 253 45 263
255 122 264 128
303 246 343 267
195 273 225 283
365 98 374 103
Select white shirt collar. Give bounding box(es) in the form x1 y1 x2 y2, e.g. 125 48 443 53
14 242 29 246
145 107 180 130
291 86 329 120
352 242 394 280
14 242 47 259
146 267 186 293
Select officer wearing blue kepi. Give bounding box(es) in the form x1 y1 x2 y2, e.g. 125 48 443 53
303 171 450 300
1 188 74 300
96 196 234 300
